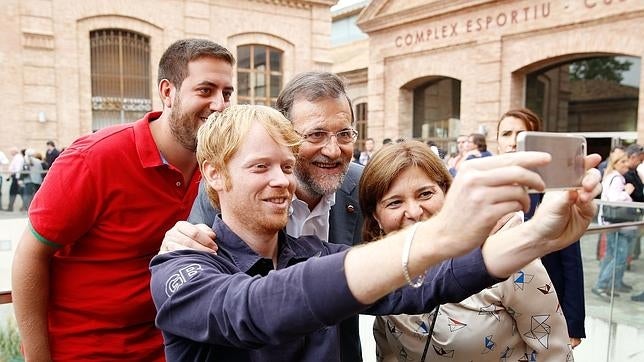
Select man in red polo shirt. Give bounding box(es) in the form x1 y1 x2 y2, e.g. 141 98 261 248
11 39 233 361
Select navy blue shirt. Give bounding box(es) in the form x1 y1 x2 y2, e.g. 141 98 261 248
150 216 500 361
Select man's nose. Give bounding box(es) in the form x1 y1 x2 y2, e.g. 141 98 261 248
210 93 226 112
320 136 343 159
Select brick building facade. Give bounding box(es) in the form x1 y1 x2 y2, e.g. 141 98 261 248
352 0 643 155
0 0 336 153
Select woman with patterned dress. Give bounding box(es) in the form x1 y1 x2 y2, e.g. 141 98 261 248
359 140 572 362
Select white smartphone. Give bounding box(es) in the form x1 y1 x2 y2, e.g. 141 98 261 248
517 131 587 191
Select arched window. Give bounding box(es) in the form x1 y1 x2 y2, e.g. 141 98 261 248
413 77 461 150
90 29 151 131
526 55 640 133
237 45 283 106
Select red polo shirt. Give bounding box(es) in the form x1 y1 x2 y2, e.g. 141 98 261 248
28 112 200 361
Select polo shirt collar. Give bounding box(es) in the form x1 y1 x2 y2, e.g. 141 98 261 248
134 111 165 168
212 215 304 273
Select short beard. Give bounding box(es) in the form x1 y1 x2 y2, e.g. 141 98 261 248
294 157 347 200
168 95 198 152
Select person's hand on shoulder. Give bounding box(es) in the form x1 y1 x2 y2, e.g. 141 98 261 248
159 221 218 254
625 183 635 195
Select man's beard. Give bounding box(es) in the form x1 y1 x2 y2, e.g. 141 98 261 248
294 156 348 199
168 95 203 152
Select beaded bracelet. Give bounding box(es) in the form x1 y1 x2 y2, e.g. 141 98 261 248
401 222 424 288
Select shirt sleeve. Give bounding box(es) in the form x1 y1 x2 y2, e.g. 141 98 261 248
150 250 366 348
187 179 218 226
28 149 100 247
604 173 632 202
500 259 572 359
363 248 503 315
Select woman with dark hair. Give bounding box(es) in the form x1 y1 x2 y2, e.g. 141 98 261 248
495 108 586 348
361 140 572 361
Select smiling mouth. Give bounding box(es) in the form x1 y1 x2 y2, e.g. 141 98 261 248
313 161 340 169
266 197 287 203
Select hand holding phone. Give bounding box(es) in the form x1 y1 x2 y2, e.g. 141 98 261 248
517 131 586 191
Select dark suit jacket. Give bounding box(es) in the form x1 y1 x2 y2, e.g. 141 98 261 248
624 169 644 202
187 162 365 361
526 193 586 338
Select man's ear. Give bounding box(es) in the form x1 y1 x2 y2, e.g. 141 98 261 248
159 79 175 109
202 161 225 191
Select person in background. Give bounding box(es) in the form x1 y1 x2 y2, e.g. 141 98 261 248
592 148 636 301
359 137 375 165
12 38 235 361
622 144 643 202
0 150 8 210
622 144 643 268
426 140 446 160
496 107 586 347
464 133 492 160
447 134 468 174
598 145 625 178
352 147 361 164
21 149 44 211
151 105 600 361
44 140 60 169
6 147 24 212
363 141 572 361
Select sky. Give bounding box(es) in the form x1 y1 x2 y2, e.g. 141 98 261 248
331 0 367 11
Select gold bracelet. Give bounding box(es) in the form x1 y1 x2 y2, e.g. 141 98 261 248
402 222 424 288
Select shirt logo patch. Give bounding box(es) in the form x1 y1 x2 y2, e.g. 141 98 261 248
165 263 202 297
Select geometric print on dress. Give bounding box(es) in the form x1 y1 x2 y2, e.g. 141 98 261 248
448 317 467 332
481 334 496 354
397 345 412 362
517 351 537 362
478 304 501 322
499 345 515 361
413 313 433 338
522 314 551 349
537 283 555 295
431 344 455 358
386 319 403 340
513 270 535 291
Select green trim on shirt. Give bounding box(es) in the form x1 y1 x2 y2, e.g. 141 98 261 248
28 220 62 248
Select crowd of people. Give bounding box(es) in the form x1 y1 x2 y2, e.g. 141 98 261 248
0 141 60 212
5 37 636 362
353 130 494 177
593 143 644 303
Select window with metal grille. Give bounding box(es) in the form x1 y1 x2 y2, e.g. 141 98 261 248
237 45 283 106
90 29 151 131
355 102 368 149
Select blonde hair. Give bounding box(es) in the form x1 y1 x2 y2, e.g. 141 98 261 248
196 104 302 208
605 148 627 176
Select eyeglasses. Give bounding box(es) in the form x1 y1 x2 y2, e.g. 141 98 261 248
301 129 358 145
